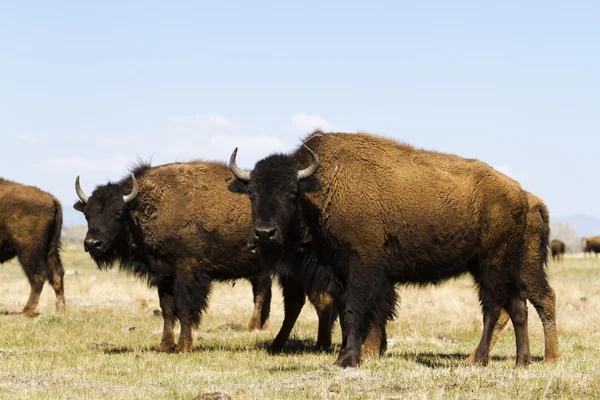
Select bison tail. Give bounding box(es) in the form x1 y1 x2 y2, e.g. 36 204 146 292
47 200 63 263
536 202 551 269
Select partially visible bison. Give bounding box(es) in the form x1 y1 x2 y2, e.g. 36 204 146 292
583 236 600 258
469 191 558 363
74 161 335 353
0 178 65 315
229 131 532 367
551 239 566 262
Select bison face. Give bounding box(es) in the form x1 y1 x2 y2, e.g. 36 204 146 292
73 175 138 268
228 146 320 265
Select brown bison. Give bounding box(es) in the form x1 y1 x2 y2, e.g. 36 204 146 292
551 239 566 262
468 191 558 363
74 161 335 353
0 178 65 315
228 131 531 367
583 236 600 258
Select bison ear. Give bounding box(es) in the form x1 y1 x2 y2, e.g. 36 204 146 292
228 178 248 194
73 201 85 212
299 176 321 193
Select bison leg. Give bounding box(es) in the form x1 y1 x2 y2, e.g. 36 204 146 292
270 274 306 354
47 251 65 313
247 273 272 331
362 322 387 358
529 286 559 363
173 267 212 353
466 309 510 363
506 291 531 366
156 281 176 353
470 304 502 366
335 267 393 368
19 253 48 316
308 292 337 351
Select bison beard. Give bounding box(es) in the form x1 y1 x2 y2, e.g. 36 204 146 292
229 131 532 367
0 178 65 315
74 161 335 353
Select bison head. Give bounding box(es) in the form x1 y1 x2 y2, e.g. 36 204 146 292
73 174 138 268
227 146 320 265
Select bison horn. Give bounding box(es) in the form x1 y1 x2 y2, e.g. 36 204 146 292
75 176 89 204
297 145 320 181
123 173 139 204
229 148 252 183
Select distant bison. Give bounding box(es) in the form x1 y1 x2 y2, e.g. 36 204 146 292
551 240 566 262
74 162 335 353
0 178 65 315
582 236 600 258
229 131 531 367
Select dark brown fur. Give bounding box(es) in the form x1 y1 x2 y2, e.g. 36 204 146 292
74 161 334 353
583 236 600 258
551 239 566 262
230 131 531 367
0 178 65 315
468 191 558 363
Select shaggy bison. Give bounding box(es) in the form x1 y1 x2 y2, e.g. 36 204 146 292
228 131 531 367
583 236 600 258
0 178 65 315
551 239 566 262
468 191 558 363
74 162 335 353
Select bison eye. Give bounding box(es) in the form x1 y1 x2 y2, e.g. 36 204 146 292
114 210 123 219
247 190 255 201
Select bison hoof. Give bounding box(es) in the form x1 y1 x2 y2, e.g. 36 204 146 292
515 355 532 367
465 354 488 366
334 351 360 368
21 310 39 318
247 318 263 332
156 344 176 353
173 344 192 354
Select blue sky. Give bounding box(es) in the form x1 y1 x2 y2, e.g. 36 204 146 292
1 1 599 225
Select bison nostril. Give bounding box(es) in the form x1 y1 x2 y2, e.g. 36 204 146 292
85 238 103 250
267 228 276 237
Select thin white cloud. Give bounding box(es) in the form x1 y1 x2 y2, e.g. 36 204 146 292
16 134 37 144
291 112 336 133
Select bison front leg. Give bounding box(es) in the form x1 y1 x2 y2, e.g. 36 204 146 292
270 274 306 354
247 273 272 331
156 281 176 353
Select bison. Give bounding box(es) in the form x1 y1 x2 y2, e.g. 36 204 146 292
74 161 335 353
582 236 600 258
0 178 65 315
228 131 531 367
551 239 566 262
468 191 558 363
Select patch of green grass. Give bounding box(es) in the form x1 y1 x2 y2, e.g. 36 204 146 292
0 248 599 399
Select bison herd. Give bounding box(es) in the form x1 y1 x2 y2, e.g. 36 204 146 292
1 130 592 368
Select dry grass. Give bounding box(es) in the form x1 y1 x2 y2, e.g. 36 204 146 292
0 248 599 399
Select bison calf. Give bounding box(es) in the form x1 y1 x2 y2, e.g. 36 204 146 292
0 178 65 315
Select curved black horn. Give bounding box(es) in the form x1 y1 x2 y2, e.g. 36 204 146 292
75 176 89 204
123 173 139 204
229 148 252 182
297 145 320 181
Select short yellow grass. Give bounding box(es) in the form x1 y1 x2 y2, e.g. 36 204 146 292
0 248 599 399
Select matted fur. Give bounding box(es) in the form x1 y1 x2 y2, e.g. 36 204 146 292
231 131 531 367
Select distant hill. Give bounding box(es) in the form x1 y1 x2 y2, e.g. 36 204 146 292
553 214 600 238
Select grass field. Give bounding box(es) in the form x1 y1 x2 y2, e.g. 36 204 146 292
1 247 599 399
